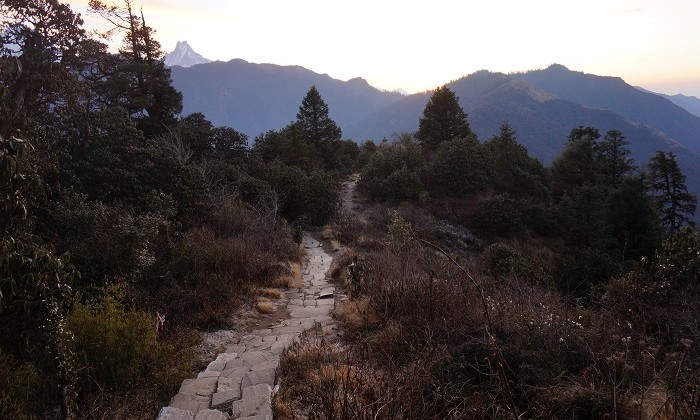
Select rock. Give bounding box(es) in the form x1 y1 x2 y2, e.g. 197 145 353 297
194 409 229 420
211 389 240 409
157 406 193 420
318 287 334 299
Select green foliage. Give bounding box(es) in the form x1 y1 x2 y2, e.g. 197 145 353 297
654 227 700 288
0 350 43 419
471 194 524 236
551 126 600 194
304 170 340 226
558 184 611 248
0 0 86 135
646 151 697 233
561 247 617 296
68 283 165 393
387 210 412 247
485 123 550 198
606 175 662 261
296 85 341 146
416 86 473 149
71 107 209 222
88 0 182 136
431 137 492 197
483 242 520 278
357 140 424 203
259 160 339 225
596 129 635 188
47 193 167 285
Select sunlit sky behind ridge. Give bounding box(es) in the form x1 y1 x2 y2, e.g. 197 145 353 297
67 0 700 97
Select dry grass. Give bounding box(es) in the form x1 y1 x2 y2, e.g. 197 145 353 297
273 262 303 289
329 249 352 281
333 296 380 331
258 287 281 299
321 226 335 240
256 298 274 314
330 239 341 253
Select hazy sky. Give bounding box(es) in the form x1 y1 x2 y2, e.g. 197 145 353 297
67 0 700 97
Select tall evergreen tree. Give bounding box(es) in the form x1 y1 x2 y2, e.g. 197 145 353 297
296 85 341 147
485 123 549 197
646 151 697 233
416 85 473 149
596 129 635 188
0 0 86 135
551 126 600 194
88 0 182 136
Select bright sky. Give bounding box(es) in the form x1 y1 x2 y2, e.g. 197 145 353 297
67 0 700 97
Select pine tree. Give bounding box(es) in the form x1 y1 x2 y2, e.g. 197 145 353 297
646 151 697 233
416 85 473 149
596 129 635 188
296 85 341 147
551 126 600 194
88 0 183 136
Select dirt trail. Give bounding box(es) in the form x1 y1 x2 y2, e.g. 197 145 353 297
157 233 337 420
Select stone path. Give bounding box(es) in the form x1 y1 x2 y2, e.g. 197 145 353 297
157 234 336 420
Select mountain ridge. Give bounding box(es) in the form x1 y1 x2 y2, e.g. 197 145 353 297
164 41 211 67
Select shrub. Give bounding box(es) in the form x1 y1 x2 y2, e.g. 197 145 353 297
357 142 424 203
471 194 525 236
0 350 43 419
430 137 492 197
68 283 166 393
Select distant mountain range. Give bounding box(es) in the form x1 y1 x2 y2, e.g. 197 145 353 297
636 87 700 118
169 59 404 137
166 43 700 218
164 41 211 67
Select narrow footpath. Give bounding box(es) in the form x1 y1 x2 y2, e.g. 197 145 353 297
157 233 336 420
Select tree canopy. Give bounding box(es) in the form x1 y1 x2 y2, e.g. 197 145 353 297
647 151 697 232
296 85 341 147
416 85 473 149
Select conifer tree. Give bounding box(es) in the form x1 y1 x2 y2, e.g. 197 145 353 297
596 129 635 188
416 86 472 149
646 151 697 233
296 85 341 147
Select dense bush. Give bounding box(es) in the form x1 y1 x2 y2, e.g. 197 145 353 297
471 194 525 236
68 283 166 393
0 350 43 419
430 137 492 197
357 140 424 203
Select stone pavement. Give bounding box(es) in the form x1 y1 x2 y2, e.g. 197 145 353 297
157 234 336 420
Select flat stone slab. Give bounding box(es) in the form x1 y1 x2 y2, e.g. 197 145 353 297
178 377 219 397
231 396 272 418
319 287 335 298
170 392 211 414
289 306 331 318
157 407 193 420
211 389 240 409
242 383 273 399
194 409 229 420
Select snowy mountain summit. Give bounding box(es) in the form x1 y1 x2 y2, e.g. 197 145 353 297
164 41 211 67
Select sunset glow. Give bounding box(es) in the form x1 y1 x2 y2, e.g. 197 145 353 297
66 0 700 96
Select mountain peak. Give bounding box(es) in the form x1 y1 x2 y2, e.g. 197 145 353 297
164 41 211 68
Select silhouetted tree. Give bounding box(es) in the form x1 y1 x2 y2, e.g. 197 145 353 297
431 137 492 196
0 0 86 135
485 123 549 197
646 151 697 233
551 126 600 194
416 85 472 149
596 129 635 188
89 0 182 136
296 85 341 147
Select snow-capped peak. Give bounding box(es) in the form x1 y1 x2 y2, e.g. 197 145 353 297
164 41 211 68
